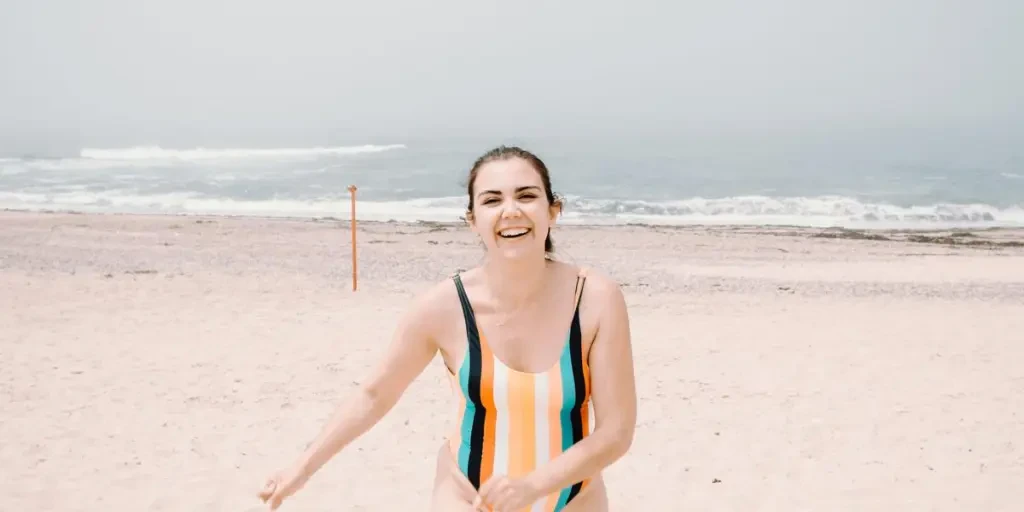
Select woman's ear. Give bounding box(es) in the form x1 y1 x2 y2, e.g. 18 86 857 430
549 198 563 221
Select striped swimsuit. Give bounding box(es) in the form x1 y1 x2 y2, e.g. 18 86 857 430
447 272 592 512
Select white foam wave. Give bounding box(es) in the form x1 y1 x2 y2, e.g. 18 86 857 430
0 144 406 172
78 144 405 161
2 191 1022 229
15 158 154 171
1002 172 1023 180
560 194 1023 226
0 191 465 222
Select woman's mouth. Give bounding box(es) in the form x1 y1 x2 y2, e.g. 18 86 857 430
498 228 531 239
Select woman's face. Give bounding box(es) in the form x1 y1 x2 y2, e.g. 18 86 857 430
468 157 559 261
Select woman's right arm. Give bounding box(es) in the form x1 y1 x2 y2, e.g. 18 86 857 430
287 283 449 479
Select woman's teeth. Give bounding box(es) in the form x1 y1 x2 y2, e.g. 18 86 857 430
498 228 530 239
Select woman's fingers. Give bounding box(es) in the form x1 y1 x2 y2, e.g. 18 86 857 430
269 487 288 511
258 478 277 502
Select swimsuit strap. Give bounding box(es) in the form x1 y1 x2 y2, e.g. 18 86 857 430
452 272 482 352
572 267 588 312
570 268 589 373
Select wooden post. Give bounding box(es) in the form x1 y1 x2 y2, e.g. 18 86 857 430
347 185 358 291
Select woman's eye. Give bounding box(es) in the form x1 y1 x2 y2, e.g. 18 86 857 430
519 194 536 200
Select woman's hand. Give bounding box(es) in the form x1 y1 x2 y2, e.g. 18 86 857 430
255 281 449 509
258 463 310 510
473 475 542 512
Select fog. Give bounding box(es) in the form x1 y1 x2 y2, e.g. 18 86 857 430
1 0 1021 156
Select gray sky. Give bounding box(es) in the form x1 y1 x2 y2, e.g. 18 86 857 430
1 0 1021 154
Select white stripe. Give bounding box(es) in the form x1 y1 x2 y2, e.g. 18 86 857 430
491 361 510 478
531 371 551 512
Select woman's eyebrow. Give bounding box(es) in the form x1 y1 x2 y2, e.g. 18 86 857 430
476 186 541 198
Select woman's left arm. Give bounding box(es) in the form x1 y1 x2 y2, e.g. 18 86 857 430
523 273 638 497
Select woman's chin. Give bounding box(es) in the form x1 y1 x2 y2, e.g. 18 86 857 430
494 243 543 261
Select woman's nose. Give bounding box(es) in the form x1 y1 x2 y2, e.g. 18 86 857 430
501 201 523 218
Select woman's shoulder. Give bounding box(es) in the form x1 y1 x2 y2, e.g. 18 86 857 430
416 272 463 304
398 274 463 334
565 264 631 351
558 264 627 334
562 262 624 303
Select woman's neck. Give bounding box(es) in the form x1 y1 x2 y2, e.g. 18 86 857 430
482 254 550 308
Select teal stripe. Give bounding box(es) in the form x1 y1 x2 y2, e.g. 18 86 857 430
555 483 572 510
457 356 473 474
555 335 576 510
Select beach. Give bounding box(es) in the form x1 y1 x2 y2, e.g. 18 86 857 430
3 209 1024 511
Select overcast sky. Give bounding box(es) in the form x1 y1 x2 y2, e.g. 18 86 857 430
1 0 1021 154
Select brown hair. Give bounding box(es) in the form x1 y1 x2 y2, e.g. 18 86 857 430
465 145 560 254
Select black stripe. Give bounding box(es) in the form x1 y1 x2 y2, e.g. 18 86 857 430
453 274 481 355
566 276 587 501
467 344 485 488
453 274 485 488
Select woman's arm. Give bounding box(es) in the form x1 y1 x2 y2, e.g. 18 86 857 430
291 283 448 477
523 272 638 496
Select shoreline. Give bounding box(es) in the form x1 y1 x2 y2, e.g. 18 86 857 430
5 207 1023 250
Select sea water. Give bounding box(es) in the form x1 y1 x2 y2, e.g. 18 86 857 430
2 137 1022 229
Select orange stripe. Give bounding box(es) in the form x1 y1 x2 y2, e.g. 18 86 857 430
545 367 563 511
579 317 593 493
583 400 591 435
507 370 536 477
580 400 591 490
521 373 537 475
583 356 591 398
479 335 496 484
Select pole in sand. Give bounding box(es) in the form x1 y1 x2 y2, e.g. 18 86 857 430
347 184 358 291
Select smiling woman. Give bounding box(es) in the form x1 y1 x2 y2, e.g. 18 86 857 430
259 146 638 512
465 146 561 258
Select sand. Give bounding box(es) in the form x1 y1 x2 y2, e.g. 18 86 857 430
2 209 1023 511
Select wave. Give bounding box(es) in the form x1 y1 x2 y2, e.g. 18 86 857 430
2 191 1022 229
558 194 1018 224
77 144 406 161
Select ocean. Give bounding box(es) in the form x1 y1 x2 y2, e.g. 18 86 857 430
2 138 1022 229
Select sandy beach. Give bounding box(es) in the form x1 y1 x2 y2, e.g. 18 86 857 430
2 209 1023 511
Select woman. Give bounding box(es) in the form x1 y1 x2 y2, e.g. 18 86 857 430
259 146 637 511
